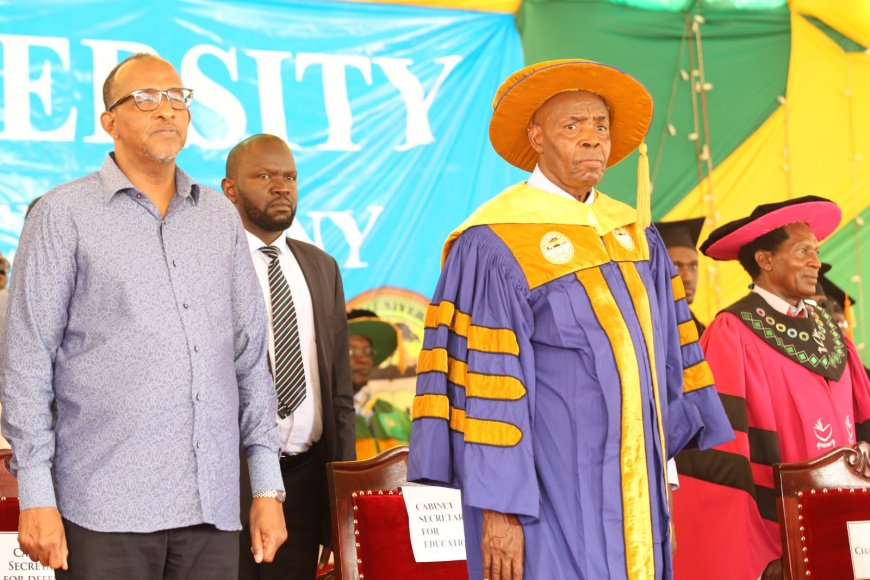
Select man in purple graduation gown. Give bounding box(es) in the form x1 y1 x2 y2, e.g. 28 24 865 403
408 59 733 580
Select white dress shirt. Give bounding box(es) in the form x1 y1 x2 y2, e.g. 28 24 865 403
246 231 322 454
752 284 808 318
527 165 596 205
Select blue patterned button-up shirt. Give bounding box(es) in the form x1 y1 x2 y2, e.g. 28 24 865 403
0 154 283 533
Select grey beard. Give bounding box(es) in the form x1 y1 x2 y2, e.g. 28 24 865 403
142 145 181 164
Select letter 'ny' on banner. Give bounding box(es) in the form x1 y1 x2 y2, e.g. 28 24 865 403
0 0 525 301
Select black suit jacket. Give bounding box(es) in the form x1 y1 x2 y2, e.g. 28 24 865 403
284 237 355 465
241 237 355 543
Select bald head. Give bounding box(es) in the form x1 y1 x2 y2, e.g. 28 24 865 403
225 134 291 181
102 53 168 110
222 134 298 245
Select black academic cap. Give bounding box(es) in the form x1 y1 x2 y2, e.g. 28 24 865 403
655 217 706 249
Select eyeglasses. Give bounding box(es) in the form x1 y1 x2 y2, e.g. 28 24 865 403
349 347 376 358
107 88 194 112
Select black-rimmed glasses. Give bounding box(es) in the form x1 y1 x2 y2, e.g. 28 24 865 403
107 88 194 112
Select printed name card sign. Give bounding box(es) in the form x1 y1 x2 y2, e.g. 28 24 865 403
401 485 466 563
0 532 54 579
848 521 870 579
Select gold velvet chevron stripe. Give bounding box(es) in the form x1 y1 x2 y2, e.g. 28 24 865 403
671 275 686 302
424 302 520 355
678 319 700 347
425 301 471 335
417 348 527 400
683 360 715 394
466 373 526 401
619 262 669 489
412 393 450 421
411 394 522 446
576 267 655 579
464 417 522 447
449 407 465 433
466 325 520 356
416 347 449 375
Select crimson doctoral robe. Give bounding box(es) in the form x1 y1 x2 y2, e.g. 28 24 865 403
674 293 870 579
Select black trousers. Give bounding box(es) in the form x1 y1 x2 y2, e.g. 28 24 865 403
55 518 239 580
239 447 327 580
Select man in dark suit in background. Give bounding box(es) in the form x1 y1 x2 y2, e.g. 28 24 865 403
222 134 355 579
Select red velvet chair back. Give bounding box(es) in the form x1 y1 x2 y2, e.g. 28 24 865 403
775 442 870 579
0 449 19 532
326 446 413 580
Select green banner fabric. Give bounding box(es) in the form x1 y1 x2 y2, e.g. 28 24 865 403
817 209 870 365
518 0 790 217
606 0 786 10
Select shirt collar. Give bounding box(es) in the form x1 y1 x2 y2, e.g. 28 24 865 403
752 284 808 317
246 230 291 258
98 153 201 205
526 165 596 205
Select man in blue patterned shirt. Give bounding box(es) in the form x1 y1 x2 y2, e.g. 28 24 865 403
0 53 286 579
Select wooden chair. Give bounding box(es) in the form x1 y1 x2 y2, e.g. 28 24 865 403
0 449 19 531
774 442 870 579
325 446 413 580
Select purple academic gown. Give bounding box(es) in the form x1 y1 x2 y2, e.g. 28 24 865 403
408 186 732 580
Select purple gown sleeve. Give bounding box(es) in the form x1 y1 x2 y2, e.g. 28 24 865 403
408 227 540 519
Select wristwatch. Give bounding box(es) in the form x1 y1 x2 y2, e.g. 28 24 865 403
253 489 287 503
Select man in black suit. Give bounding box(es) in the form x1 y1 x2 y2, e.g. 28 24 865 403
222 134 355 579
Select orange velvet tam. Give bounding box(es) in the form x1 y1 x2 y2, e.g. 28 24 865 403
488 59 653 172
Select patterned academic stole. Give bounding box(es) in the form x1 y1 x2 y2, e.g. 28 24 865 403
724 293 847 381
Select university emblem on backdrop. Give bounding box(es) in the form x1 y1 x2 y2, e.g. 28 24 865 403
540 231 574 264
347 286 430 379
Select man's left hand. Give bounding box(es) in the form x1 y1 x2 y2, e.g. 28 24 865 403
481 509 524 580
249 497 288 563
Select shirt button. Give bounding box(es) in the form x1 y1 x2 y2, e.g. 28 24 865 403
136 193 142 199
196 392 202 401
196 442 202 449
194 345 199 353
183 303 189 309
172 259 177 267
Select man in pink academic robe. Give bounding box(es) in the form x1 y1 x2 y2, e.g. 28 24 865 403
673 196 870 580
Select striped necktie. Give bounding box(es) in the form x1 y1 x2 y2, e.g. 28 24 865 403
259 245 306 418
